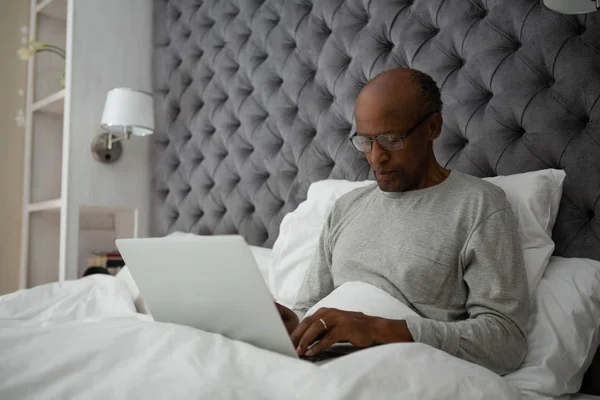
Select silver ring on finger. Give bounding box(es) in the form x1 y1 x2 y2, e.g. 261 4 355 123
319 318 328 331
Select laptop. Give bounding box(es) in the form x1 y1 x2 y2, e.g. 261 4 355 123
115 235 354 362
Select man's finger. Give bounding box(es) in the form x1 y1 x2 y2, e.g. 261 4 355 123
290 320 308 347
295 319 329 355
291 308 334 346
291 311 321 346
304 330 339 357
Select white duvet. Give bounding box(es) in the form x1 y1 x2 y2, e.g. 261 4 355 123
0 275 520 400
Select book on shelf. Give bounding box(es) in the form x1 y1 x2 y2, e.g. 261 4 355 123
85 251 125 276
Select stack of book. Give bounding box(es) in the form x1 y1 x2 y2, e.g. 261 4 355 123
86 251 125 276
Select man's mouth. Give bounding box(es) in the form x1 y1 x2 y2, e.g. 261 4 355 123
377 171 396 177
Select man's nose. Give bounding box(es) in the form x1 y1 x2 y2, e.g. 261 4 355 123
367 140 390 165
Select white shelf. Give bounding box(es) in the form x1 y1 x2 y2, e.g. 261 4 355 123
28 198 62 212
36 0 67 20
32 89 65 114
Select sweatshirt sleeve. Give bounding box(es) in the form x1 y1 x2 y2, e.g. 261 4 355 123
292 207 336 320
404 206 529 375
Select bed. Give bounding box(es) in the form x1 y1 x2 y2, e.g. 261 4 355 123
1 0 600 398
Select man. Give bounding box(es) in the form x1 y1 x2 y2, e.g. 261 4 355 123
275 68 528 376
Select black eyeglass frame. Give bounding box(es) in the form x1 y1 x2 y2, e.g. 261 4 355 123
349 111 438 153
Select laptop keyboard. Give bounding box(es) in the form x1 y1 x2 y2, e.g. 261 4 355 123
301 350 345 364
301 345 360 364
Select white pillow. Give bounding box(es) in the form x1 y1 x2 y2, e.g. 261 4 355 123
485 169 565 297
269 180 372 308
249 246 273 284
504 256 600 398
269 169 565 307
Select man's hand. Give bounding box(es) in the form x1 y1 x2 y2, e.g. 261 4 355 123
291 307 414 357
275 302 299 334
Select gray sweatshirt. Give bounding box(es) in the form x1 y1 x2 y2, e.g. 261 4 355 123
293 171 528 375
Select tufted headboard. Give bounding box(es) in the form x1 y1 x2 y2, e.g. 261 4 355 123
152 0 600 262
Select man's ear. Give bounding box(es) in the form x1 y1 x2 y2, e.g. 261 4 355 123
427 112 443 140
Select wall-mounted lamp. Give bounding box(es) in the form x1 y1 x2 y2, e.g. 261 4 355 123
91 88 154 164
542 0 599 14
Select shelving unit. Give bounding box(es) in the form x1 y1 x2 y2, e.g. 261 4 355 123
32 89 65 113
20 0 152 289
27 199 62 213
36 0 67 19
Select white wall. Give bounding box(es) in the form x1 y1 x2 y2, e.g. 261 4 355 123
64 0 153 280
0 1 29 295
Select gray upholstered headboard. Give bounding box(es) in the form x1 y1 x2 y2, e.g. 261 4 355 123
151 0 600 262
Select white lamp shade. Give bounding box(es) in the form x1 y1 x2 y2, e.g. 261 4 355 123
101 88 154 136
542 0 598 14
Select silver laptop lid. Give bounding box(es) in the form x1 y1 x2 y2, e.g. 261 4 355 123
115 235 297 358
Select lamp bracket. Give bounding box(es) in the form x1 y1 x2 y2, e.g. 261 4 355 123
91 132 123 164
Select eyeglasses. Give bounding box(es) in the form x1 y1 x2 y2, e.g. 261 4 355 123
349 111 437 153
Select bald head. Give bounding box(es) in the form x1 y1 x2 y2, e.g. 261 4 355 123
353 68 445 192
355 68 442 130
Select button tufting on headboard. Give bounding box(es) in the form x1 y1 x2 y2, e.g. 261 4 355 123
152 0 600 258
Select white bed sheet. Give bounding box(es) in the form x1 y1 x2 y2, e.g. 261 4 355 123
0 275 521 400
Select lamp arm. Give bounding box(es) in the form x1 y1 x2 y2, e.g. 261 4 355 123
105 127 133 150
